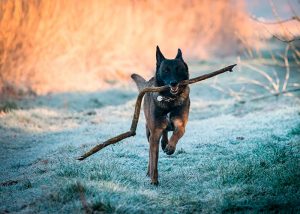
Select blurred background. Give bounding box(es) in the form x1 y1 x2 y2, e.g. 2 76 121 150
1 1 300 212
0 0 299 96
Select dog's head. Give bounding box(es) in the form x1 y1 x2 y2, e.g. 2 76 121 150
155 46 189 95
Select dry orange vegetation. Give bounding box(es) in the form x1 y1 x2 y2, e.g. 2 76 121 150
0 0 263 95
1 2 300 213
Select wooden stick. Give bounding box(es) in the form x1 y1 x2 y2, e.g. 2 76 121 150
77 64 236 160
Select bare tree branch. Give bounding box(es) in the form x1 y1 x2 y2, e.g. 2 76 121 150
250 15 300 43
250 15 300 25
270 34 300 43
239 87 300 104
249 0 300 43
77 64 236 161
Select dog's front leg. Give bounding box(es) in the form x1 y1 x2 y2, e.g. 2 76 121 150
164 118 186 155
149 128 163 185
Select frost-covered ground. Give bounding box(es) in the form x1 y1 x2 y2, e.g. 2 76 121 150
0 58 300 213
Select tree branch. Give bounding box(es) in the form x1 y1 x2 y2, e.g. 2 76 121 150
77 64 236 161
250 15 300 25
249 14 300 43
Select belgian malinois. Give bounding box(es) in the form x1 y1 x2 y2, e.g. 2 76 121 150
131 46 190 185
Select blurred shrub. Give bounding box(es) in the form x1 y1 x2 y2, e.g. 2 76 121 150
0 0 260 95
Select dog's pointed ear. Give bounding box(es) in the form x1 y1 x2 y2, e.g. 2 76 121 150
156 46 165 66
175 48 183 60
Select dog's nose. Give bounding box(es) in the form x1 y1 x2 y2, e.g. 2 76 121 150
170 81 178 87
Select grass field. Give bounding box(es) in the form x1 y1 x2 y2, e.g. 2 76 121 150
1 51 300 213
1 0 300 213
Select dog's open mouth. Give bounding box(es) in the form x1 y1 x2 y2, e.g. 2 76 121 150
170 86 179 95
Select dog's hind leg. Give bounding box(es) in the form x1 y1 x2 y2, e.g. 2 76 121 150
146 124 150 177
147 149 150 177
161 130 168 151
146 124 150 142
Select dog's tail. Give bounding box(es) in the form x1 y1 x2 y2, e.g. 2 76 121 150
131 73 147 92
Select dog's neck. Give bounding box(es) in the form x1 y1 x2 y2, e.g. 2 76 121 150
153 90 189 111
151 79 190 109
156 95 176 103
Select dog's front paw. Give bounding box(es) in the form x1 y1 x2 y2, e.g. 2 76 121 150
164 144 176 155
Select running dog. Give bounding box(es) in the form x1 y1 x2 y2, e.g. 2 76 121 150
131 46 190 185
